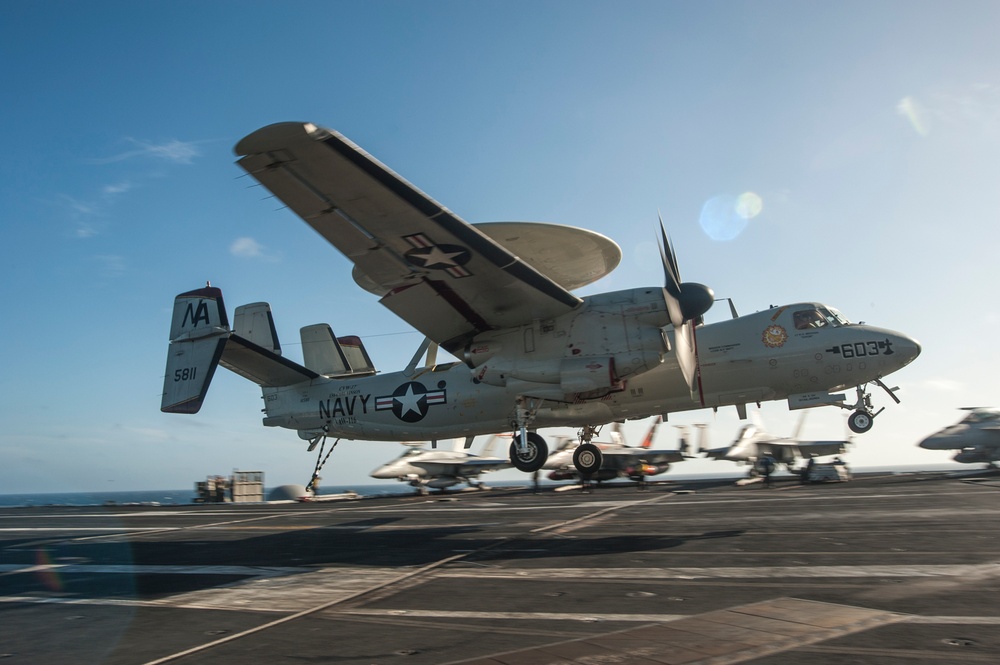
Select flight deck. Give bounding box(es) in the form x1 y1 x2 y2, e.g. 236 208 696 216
2 470 999 664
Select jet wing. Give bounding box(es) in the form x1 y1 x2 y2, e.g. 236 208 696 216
794 441 849 458
702 447 732 461
235 122 583 350
411 459 510 476
600 449 685 469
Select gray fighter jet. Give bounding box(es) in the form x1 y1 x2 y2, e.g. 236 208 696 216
919 408 1000 467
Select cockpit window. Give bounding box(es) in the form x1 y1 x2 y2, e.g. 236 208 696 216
826 308 850 325
793 309 828 330
793 307 847 330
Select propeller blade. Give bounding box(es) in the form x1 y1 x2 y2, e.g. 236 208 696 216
657 217 715 327
656 215 713 399
673 321 699 397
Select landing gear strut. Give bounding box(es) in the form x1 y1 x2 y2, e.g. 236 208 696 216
509 397 548 473
842 379 901 434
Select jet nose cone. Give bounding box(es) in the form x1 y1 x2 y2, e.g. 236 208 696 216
369 466 394 479
918 434 951 450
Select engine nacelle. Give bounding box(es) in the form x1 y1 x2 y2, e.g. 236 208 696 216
466 287 670 395
474 355 617 392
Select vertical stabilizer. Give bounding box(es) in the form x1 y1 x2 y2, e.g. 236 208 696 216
234 302 281 354
640 416 663 449
300 324 351 376
162 286 230 414
338 335 377 375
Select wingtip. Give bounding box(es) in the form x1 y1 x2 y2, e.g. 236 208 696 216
234 121 333 156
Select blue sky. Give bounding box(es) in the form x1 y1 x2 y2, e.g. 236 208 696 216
2 1 999 493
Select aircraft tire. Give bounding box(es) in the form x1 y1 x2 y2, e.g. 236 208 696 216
848 410 874 434
509 432 548 473
573 443 603 476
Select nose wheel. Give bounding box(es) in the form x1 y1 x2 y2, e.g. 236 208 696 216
848 410 874 434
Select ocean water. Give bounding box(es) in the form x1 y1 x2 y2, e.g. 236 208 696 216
0 465 963 508
0 484 415 508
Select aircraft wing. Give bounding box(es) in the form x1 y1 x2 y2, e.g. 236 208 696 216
702 447 733 461
600 449 685 469
794 441 849 458
411 459 510 476
235 122 584 350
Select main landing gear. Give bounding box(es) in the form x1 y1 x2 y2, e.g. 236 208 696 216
572 425 603 476
509 397 549 473
842 379 901 434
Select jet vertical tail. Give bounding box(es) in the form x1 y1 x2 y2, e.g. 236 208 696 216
161 286 230 414
639 416 663 449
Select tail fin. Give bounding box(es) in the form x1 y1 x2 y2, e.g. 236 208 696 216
161 286 230 414
639 416 663 449
234 303 281 354
337 335 377 376
300 324 351 376
162 286 320 414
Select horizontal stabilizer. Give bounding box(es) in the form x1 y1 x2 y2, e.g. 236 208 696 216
221 335 319 386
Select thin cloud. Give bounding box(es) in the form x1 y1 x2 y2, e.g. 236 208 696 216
231 236 265 258
102 181 133 196
92 254 127 277
230 236 281 262
91 138 204 165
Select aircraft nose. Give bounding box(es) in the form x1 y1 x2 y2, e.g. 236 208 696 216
900 335 921 365
919 433 953 450
369 465 394 479
885 331 921 369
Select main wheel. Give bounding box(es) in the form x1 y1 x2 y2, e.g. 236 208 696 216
848 410 874 434
573 443 603 475
509 432 548 472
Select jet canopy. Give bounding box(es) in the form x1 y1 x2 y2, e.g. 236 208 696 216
958 408 1000 425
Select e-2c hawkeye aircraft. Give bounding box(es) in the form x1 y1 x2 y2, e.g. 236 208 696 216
161 121 921 477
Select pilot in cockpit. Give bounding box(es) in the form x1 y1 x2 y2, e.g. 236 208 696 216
793 309 827 330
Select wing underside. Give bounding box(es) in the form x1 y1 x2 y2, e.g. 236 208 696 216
235 122 582 350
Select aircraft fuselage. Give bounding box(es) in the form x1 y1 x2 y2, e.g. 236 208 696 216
261 300 919 442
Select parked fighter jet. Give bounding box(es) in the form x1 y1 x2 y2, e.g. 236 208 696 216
703 413 850 472
370 436 510 493
161 122 921 478
544 417 689 482
918 408 1000 467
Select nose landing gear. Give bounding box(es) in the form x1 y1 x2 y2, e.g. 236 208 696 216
843 379 901 434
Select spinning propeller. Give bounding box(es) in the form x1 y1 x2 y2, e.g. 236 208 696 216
657 216 714 396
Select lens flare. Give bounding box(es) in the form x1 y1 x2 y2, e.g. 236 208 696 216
735 192 763 220
897 96 929 137
699 193 761 241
